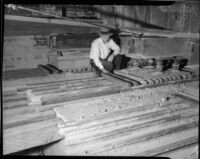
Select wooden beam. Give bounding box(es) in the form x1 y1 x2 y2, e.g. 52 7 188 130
26 77 105 87
3 119 63 155
30 78 107 92
63 103 197 135
134 136 198 156
37 64 51 75
64 114 197 147
3 106 36 118
5 6 200 39
3 110 56 129
175 92 199 103
106 72 140 86
102 73 133 87
41 85 121 105
34 81 113 96
3 94 27 103
3 100 28 110
62 99 182 128
89 121 198 154
5 15 99 28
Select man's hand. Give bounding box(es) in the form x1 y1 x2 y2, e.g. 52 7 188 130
101 68 109 74
107 54 115 62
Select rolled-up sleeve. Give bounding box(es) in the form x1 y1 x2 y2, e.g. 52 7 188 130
109 39 120 56
90 42 104 70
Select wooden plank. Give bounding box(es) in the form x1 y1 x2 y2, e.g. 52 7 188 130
3 119 63 155
3 73 46 80
62 98 183 129
32 86 61 93
3 106 36 118
3 100 28 110
63 105 198 137
114 70 145 84
3 70 45 77
3 110 56 129
106 72 140 86
34 81 113 96
134 136 198 156
44 64 59 74
46 64 62 74
3 68 40 73
37 64 51 75
95 127 198 156
38 64 53 74
88 121 198 154
62 116 198 155
102 73 133 87
26 76 105 87
31 78 108 92
175 92 199 103
2 90 17 96
41 85 121 105
3 94 27 103
3 70 43 76
5 14 99 28
62 114 189 146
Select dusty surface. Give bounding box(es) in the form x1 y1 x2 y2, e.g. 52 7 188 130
43 80 199 157
2 72 97 89
54 81 199 123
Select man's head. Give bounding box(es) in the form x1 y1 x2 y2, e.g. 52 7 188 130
99 28 113 43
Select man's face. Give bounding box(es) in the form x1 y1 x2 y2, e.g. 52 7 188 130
101 34 110 43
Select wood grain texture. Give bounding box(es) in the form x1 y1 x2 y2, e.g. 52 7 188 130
3 100 28 110
41 85 121 105
3 110 56 129
134 136 198 156
3 119 63 155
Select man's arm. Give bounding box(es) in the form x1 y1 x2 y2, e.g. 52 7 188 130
90 42 108 73
90 42 104 70
109 39 120 56
107 39 120 62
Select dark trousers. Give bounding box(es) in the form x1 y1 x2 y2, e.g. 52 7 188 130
90 54 124 77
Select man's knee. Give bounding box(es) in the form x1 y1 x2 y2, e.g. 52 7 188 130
113 54 123 70
101 60 113 72
114 54 123 62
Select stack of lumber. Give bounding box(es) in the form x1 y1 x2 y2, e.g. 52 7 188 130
2 72 97 89
22 76 130 108
2 68 48 80
2 90 64 155
44 94 199 156
2 73 131 155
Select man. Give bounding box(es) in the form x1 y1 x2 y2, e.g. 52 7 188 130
90 28 123 77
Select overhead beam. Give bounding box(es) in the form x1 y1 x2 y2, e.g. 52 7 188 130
4 4 200 38
4 15 99 28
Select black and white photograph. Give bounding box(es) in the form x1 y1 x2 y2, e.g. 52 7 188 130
2 1 199 158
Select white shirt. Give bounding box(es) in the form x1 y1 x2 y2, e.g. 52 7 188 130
90 37 120 70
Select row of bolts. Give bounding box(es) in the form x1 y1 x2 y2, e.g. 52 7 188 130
66 58 183 73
